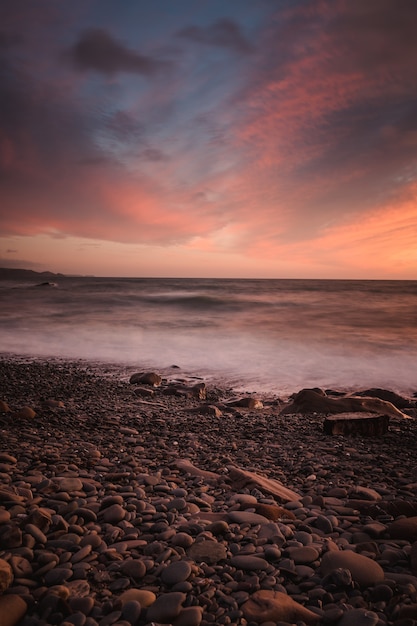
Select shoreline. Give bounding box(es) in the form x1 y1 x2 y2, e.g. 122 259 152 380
2 351 417 402
1 355 417 625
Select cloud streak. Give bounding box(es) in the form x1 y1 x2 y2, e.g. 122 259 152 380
68 28 169 76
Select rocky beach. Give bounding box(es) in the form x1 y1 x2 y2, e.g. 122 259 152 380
1 356 417 626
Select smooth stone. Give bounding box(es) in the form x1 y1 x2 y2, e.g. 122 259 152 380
44 567 73 585
102 504 126 523
0 453 16 463
65 611 87 626
227 511 270 525
119 589 156 607
25 524 47 545
120 559 147 579
242 590 320 624
286 546 319 564
321 550 384 587
388 516 417 542
338 608 379 626
161 561 192 586
68 596 95 615
0 510 10 524
172 606 204 626
121 600 142 624
0 559 13 593
229 555 269 571
351 486 381 501
0 595 27 626
187 540 227 564
171 532 194 548
146 592 186 623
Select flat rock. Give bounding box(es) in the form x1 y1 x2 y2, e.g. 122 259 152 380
187 540 227 564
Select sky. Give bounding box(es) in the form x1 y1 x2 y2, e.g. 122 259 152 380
1 0 417 279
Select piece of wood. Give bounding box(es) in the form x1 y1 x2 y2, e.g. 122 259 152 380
226 465 300 502
323 412 389 436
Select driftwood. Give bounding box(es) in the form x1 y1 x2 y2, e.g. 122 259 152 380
324 412 390 436
175 460 300 502
281 389 409 419
226 465 300 502
175 459 220 482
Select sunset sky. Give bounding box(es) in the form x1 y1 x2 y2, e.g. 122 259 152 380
1 0 417 279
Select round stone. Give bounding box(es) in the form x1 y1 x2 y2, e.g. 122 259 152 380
286 546 319 564
161 561 192 586
119 589 156 607
321 550 384 587
120 559 147 579
102 503 125 523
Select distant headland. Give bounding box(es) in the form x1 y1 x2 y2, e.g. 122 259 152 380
0 267 64 281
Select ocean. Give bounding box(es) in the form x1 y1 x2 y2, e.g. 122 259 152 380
1 276 416 396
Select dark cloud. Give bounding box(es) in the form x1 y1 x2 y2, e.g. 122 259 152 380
68 28 169 76
330 0 417 71
178 19 254 54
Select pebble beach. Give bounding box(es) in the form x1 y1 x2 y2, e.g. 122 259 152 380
1 356 417 626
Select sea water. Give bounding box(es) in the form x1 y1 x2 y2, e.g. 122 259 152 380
1 276 416 396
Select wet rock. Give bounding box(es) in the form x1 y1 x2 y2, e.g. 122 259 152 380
129 372 162 386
